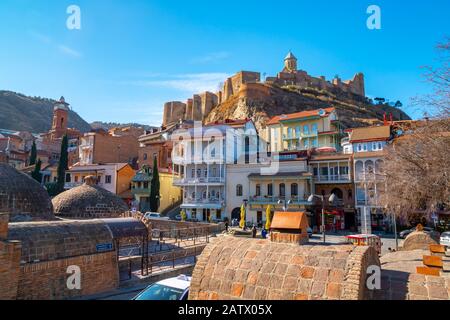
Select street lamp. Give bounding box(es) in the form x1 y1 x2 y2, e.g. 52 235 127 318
277 199 292 212
308 193 336 244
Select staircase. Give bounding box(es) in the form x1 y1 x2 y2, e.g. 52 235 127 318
162 201 182 220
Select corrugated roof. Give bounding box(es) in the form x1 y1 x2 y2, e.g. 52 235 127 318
267 108 335 125
270 211 308 230
349 126 391 142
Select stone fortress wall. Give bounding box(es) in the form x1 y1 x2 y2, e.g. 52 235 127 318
162 53 365 126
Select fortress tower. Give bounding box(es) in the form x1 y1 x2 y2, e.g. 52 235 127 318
284 51 298 73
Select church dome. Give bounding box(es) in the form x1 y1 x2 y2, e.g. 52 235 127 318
52 176 128 219
0 164 54 222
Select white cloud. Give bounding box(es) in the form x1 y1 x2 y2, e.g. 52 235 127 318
128 73 230 93
29 30 82 59
58 45 82 58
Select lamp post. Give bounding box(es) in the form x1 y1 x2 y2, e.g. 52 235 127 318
277 199 292 212
308 193 336 244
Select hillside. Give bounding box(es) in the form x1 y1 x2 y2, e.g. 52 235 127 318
90 121 158 132
0 91 92 133
205 84 411 131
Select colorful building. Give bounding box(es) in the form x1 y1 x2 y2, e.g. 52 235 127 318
266 107 343 153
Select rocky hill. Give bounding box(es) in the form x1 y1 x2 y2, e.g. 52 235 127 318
0 91 92 133
90 121 157 132
205 84 411 131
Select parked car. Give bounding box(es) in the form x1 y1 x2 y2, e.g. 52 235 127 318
144 212 169 220
133 275 191 300
399 226 434 239
440 232 450 248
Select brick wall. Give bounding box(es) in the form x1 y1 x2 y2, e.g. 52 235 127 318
189 237 379 300
0 213 22 300
16 251 119 300
93 133 139 164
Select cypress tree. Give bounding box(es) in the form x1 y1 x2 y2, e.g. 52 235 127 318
56 135 69 194
31 158 42 183
149 156 160 212
29 141 37 166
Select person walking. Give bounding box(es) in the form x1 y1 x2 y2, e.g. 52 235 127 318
252 225 257 238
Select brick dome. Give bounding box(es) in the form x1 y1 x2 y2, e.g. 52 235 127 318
0 164 54 222
52 179 128 219
189 237 380 300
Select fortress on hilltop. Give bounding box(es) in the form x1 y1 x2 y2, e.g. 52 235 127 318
162 52 366 126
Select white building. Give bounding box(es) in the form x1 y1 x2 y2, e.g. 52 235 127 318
345 125 392 234
226 156 313 227
172 120 265 222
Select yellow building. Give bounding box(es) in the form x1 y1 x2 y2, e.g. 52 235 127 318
266 107 342 152
131 166 182 213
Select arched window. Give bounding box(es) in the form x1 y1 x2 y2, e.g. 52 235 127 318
236 184 243 197
291 183 298 196
256 184 261 197
355 161 364 180
211 148 216 158
279 183 286 198
267 183 273 196
245 137 250 164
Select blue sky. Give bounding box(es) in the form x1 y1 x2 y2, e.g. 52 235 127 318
0 0 449 126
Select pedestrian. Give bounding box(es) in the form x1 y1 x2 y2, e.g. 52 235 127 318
261 228 267 239
225 221 229 232
252 225 257 238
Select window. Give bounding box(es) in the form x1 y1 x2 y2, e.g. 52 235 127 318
236 184 243 197
291 183 298 196
74 176 79 183
295 126 301 138
358 144 362 152
287 127 293 138
312 138 318 148
211 148 216 158
363 143 368 152
212 167 217 177
144 182 149 189
256 184 261 197
279 183 286 198
312 123 318 134
304 139 309 149
303 125 310 135
191 169 195 178
267 183 273 196
105 175 112 184
143 153 148 160
204 169 208 178
65 173 71 183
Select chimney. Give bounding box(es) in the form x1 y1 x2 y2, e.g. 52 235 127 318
269 211 309 245
0 212 9 240
84 175 97 186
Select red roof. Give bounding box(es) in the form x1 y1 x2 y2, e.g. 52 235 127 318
267 107 335 125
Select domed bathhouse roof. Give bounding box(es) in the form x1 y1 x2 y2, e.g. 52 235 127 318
52 176 128 219
0 164 54 222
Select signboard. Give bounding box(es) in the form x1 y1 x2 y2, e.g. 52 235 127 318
96 243 113 252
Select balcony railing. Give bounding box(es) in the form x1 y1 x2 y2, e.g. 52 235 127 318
183 198 224 205
249 195 311 205
173 177 225 185
314 175 351 183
